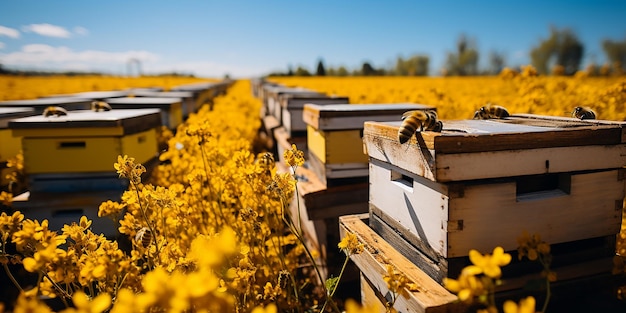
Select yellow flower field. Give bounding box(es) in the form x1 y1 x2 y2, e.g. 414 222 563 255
0 73 625 312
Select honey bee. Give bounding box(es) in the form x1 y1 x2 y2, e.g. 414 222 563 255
91 101 112 112
398 110 443 144
572 106 596 120
473 104 510 119
42 106 68 117
135 227 152 248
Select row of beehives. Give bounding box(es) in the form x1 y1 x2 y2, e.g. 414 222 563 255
252 77 626 311
0 80 233 237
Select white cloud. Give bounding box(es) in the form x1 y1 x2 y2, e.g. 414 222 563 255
73 26 89 36
0 44 160 72
0 42 4 49
144 60 267 78
0 25 20 38
22 23 72 38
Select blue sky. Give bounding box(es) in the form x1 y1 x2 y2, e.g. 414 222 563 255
0 0 624 78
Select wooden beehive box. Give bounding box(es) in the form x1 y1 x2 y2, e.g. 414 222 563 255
0 97 92 115
41 90 130 101
362 114 626 285
264 86 321 122
11 190 122 238
303 103 436 186
132 90 195 119
172 82 222 111
280 94 350 137
105 97 183 130
0 108 35 189
9 109 161 177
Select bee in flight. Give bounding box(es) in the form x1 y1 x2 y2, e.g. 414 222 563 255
91 101 112 112
135 227 152 248
571 106 596 120
473 104 510 119
42 106 68 117
398 110 443 144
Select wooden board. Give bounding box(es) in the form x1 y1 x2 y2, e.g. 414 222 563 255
0 107 35 128
106 97 182 129
339 214 461 313
307 149 369 187
0 97 92 114
369 159 624 258
303 103 436 131
281 96 349 135
9 109 162 136
364 119 626 182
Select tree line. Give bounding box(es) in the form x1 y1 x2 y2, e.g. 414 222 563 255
269 26 626 77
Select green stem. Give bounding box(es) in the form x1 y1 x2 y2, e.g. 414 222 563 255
3 261 24 293
320 254 351 313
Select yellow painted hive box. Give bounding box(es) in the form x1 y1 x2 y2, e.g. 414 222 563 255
280 94 349 136
106 97 183 130
172 82 225 111
132 90 195 119
303 103 437 184
0 107 35 163
9 108 161 175
363 115 626 285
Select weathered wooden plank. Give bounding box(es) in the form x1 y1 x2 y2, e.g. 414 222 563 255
339 214 461 313
365 120 624 154
435 144 626 182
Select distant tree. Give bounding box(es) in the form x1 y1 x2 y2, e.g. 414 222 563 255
336 66 349 76
326 67 337 76
602 38 626 73
395 55 429 76
361 62 376 76
445 34 479 76
287 64 294 76
488 51 506 75
530 27 584 75
316 59 326 76
294 66 311 76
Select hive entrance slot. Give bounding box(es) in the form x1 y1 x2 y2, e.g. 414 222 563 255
59 141 86 148
391 169 413 190
516 173 571 201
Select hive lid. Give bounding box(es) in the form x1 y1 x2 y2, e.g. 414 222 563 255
132 91 194 99
40 91 130 100
0 107 35 128
281 95 349 109
0 97 92 109
8 109 162 135
363 114 626 181
303 103 436 130
106 97 182 108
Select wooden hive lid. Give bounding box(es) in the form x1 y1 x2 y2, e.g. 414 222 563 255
281 94 349 109
303 103 436 130
38 90 130 100
0 107 35 128
171 82 219 92
0 97 92 109
106 97 182 108
132 90 194 99
8 108 162 136
363 114 626 181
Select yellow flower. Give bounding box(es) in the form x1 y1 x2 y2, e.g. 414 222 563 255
60 291 111 313
503 296 536 313
11 292 53 313
338 232 364 255
252 303 278 313
517 231 550 261
283 144 304 168
467 246 512 279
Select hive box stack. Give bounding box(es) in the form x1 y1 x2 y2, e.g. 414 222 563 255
105 97 183 131
291 103 436 283
0 108 35 191
259 85 321 155
273 94 350 164
8 109 162 237
131 90 195 120
359 114 626 299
